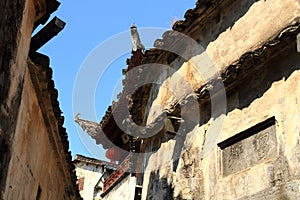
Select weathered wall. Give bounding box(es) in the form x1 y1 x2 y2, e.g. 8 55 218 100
3 63 70 199
171 42 300 200
143 39 300 200
74 162 103 200
0 0 34 196
147 0 300 122
0 0 81 199
141 0 300 199
102 176 137 200
205 0 300 69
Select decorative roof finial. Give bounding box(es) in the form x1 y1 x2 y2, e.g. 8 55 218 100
130 23 144 51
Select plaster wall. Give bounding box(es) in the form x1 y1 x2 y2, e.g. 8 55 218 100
147 0 300 122
102 176 137 200
74 162 103 200
3 63 76 199
0 0 80 198
141 0 300 199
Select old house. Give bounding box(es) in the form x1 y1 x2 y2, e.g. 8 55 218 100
76 0 300 199
0 0 81 199
73 154 117 200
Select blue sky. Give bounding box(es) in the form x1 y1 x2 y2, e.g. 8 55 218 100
37 1 196 161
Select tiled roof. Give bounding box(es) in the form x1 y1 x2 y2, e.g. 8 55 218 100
28 1 82 197
97 0 220 130
82 0 300 151
73 154 117 169
29 52 82 200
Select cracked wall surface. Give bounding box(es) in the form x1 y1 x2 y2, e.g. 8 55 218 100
140 0 300 199
0 0 81 199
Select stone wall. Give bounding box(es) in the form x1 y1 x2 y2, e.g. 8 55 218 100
140 0 300 199
171 42 300 200
147 0 300 122
0 0 81 199
3 61 74 199
0 0 34 195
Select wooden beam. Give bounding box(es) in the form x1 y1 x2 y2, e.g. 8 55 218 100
30 16 65 52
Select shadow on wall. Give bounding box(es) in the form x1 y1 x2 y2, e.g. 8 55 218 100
143 26 300 200
0 1 26 197
190 0 260 49
146 171 174 200
229 40 300 111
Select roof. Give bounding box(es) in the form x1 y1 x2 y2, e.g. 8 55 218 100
172 0 218 33
129 2 300 121
75 27 145 150
27 1 82 197
135 22 300 118
75 0 222 147
77 0 300 151
73 154 117 169
29 52 82 200
75 0 220 145
100 0 221 127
